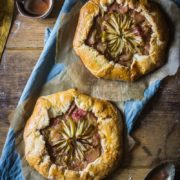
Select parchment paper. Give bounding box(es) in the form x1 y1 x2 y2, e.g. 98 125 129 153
10 0 180 179
54 0 180 102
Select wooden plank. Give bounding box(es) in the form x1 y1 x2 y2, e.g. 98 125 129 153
6 1 64 49
128 72 180 168
112 168 150 180
6 14 54 49
0 49 40 151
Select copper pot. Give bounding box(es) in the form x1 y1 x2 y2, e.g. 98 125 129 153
16 0 54 19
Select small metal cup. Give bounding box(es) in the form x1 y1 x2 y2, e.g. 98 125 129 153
16 0 54 19
144 162 175 180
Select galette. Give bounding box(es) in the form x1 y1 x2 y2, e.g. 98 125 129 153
24 89 123 179
73 0 169 81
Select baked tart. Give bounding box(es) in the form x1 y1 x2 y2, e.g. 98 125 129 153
24 89 123 179
73 0 169 81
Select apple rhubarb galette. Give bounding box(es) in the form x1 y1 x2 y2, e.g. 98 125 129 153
24 89 123 179
73 0 169 81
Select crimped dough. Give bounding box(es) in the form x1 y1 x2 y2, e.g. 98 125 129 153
73 0 169 81
24 89 123 179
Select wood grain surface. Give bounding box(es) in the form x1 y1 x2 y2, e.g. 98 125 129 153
0 2 179 179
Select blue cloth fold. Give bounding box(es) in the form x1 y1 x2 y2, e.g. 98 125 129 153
125 80 161 133
0 0 179 179
0 128 23 180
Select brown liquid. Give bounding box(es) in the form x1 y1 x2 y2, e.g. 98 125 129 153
24 0 50 16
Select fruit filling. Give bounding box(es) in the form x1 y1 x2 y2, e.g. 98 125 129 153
41 103 101 171
86 2 152 67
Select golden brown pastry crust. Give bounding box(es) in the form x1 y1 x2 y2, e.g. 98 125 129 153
73 0 169 81
24 89 123 179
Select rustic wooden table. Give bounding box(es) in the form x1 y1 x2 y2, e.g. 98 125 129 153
0 2 179 179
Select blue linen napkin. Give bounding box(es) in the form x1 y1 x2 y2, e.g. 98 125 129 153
0 0 179 179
